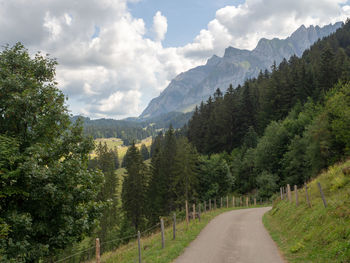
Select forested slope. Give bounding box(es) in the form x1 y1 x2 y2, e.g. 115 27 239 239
186 21 350 195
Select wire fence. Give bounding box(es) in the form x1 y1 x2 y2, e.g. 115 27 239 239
53 195 271 263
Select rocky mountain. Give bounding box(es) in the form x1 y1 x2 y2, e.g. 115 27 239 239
140 22 343 119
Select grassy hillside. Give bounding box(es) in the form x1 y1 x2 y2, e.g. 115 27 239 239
90 136 152 161
263 160 350 262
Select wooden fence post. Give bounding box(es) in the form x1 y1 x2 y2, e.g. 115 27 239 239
192 203 196 220
280 187 283 200
240 196 242 206
254 198 256 206
220 197 223 208
160 218 165 249
198 204 201 222
214 199 217 209
137 231 141 263
294 185 298 207
317 182 327 208
246 197 249 207
232 196 235 207
204 201 206 213
287 184 292 202
95 238 100 263
284 187 288 199
226 196 229 208
209 199 211 210
185 200 189 225
173 213 176 240
305 184 311 208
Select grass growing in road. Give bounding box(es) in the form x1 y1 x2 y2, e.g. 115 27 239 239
93 205 268 263
263 160 350 263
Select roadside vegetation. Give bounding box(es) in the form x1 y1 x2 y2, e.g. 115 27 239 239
264 160 350 263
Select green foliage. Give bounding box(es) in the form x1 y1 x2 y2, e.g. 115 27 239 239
198 154 234 201
140 144 150 160
122 142 148 230
172 137 199 206
90 142 119 246
187 21 350 155
256 171 279 199
264 160 350 262
0 43 104 262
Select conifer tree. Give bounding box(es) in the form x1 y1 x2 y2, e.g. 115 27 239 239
95 142 118 243
121 142 148 230
140 144 150 160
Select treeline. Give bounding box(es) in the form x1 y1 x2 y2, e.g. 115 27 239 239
121 127 234 229
186 21 350 196
74 116 156 145
73 111 193 145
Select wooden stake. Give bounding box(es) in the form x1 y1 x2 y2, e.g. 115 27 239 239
246 197 249 207
317 182 327 208
254 198 256 206
192 203 196 220
305 184 311 208
294 185 299 207
198 204 201 222
204 201 206 213
287 184 292 202
185 200 189 225
173 213 176 240
226 196 228 208
161 218 165 249
232 196 235 207
96 238 101 263
209 199 211 210
280 187 283 200
214 199 217 209
137 231 141 263
240 196 242 206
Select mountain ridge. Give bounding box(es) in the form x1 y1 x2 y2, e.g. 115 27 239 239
140 22 343 119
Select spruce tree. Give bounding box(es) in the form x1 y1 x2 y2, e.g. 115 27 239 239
140 144 150 160
121 142 148 230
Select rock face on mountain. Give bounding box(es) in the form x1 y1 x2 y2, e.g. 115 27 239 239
140 22 343 119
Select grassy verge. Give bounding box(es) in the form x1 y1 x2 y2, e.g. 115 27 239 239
263 160 350 263
94 205 268 263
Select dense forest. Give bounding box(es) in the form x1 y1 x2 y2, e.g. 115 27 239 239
186 21 350 195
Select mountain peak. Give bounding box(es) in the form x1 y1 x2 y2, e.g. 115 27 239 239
140 22 343 119
223 46 249 58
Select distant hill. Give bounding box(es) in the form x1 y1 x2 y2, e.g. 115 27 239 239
72 111 192 142
140 22 343 119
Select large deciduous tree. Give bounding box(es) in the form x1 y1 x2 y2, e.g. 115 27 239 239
0 43 104 262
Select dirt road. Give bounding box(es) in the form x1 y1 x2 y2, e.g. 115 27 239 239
173 207 285 263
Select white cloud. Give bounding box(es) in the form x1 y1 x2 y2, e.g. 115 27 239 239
181 0 350 58
0 0 349 119
152 11 167 42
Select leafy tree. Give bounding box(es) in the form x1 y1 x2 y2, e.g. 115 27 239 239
0 43 104 262
198 154 234 201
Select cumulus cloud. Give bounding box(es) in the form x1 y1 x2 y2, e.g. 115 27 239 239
152 11 168 42
0 0 349 118
180 0 350 58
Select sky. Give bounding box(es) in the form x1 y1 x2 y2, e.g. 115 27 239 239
0 0 349 119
